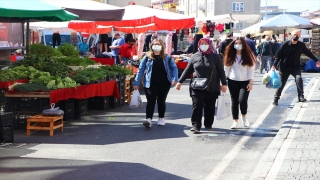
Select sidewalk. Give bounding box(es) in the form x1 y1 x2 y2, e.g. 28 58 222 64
250 77 320 180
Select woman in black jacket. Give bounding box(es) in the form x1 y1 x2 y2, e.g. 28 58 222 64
176 38 227 134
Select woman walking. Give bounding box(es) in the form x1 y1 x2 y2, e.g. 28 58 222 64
176 38 227 134
133 39 178 128
224 37 255 129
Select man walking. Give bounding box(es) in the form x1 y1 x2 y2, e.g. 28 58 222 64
271 30 320 105
219 32 233 58
245 34 257 56
110 33 125 65
257 36 276 73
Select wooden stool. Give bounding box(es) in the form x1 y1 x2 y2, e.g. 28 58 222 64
27 114 63 136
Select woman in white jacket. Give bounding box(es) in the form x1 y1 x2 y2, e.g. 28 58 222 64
224 37 256 129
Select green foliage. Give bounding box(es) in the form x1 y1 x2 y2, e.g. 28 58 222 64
0 66 39 82
29 44 62 56
12 83 49 92
57 43 80 57
70 68 106 83
56 56 96 66
29 74 79 90
11 55 72 77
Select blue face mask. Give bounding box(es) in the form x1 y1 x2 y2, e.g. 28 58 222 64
234 44 243 50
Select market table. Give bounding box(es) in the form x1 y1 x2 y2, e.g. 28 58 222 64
90 58 114 66
0 79 29 89
5 80 120 104
176 61 189 70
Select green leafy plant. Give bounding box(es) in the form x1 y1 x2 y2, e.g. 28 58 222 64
57 43 80 57
29 44 62 56
56 56 96 66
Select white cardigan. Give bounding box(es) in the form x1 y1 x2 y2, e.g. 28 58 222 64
224 55 255 81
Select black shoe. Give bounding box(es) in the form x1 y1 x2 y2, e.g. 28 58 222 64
205 127 213 131
190 124 197 131
298 97 307 102
273 98 279 106
193 129 200 134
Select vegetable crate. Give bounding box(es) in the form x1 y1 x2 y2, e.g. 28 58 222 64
88 96 109 110
109 96 119 108
56 99 74 121
12 111 38 129
3 126 14 142
74 99 88 119
5 97 50 112
0 88 5 105
0 112 13 127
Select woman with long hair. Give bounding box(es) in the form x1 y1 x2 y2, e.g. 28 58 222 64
224 37 255 129
176 38 227 134
133 39 178 128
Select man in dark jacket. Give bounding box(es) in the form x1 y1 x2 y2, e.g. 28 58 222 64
219 32 233 58
257 35 277 73
271 30 320 105
245 34 257 56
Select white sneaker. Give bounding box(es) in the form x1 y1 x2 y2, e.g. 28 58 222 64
230 121 239 129
157 118 166 126
143 118 152 128
242 116 250 127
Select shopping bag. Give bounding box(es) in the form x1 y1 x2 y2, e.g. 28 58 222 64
270 70 282 89
261 72 271 85
129 90 143 108
42 103 64 116
216 93 231 120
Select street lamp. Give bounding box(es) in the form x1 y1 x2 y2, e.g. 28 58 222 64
265 0 271 20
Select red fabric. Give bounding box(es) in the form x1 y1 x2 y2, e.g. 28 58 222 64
176 62 188 69
89 58 114 66
50 81 120 104
119 43 134 58
10 55 17 62
0 79 29 89
216 24 225 33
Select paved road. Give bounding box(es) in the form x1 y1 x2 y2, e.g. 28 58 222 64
0 71 318 180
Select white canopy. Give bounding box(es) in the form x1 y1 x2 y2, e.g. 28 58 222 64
310 18 320 25
241 13 313 34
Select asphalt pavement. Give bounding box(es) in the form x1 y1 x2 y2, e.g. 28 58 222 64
0 70 319 180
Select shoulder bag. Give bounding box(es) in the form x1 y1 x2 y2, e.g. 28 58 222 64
190 56 214 91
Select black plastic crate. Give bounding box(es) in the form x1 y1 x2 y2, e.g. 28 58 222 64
0 88 5 104
109 97 119 108
5 97 50 112
12 111 38 129
3 126 14 142
74 99 88 119
88 96 109 110
0 112 13 127
56 99 74 121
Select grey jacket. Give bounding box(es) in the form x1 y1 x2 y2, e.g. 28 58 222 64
178 52 227 93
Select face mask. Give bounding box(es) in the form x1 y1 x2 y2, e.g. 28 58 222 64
293 35 299 41
234 44 243 51
152 45 162 52
266 40 270 43
199 45 209 52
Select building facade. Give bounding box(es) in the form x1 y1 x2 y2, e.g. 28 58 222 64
94 0 151 7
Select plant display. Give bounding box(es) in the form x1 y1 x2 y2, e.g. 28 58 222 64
29 44 62 56
30 75 78 90
70 68 106 84
11 55 72 77
0 66 40 82
56 56 96 66
12 83 49 92
57 43 80 57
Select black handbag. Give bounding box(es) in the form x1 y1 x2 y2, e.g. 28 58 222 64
190 56 214 91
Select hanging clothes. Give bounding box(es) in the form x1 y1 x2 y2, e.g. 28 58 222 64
70 32 78 46
216 24 225 33
165 32 173 55
137 33 146 57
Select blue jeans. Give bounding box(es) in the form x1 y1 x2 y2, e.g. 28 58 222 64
113 56 120 65
260 56 272 73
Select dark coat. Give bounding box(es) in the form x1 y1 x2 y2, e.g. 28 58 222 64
220 39 233 56
178 52 227 94
273 40 319 71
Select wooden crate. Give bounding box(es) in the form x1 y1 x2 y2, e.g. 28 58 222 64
27 114 63 136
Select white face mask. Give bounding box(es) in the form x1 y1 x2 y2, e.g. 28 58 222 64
152 45 162 52
234 44 243 51
199 44 209 52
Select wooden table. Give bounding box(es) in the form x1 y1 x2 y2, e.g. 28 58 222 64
27 114 63 136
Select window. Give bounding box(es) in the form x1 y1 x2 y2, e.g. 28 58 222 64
232 2 244 12
207 1 214 12
191 3 196 12
234 22 244 29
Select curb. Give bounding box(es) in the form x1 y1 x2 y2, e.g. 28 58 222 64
249 77 317 180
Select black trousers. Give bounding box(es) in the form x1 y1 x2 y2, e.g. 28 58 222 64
228 79 250 119
52 33 61 48
275 68 303 98
144 82 171 119
191 96 217 129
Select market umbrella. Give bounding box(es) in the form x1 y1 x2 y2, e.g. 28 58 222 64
44 0 125 21
240 13 313 35
310 18 320 25
68 5 195 34
0 0 78 22
196 14 261 24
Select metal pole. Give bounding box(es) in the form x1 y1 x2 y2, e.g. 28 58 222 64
188 0 190 15
196 0 198 18
26 20 30 54
265 0 268 20
205 0 208 17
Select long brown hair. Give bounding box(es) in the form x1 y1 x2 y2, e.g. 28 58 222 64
146 38 167 60
224 37 255 67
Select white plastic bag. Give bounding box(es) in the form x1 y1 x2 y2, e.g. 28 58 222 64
216 93 231 120
262 72 271 85
129 90 143 108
